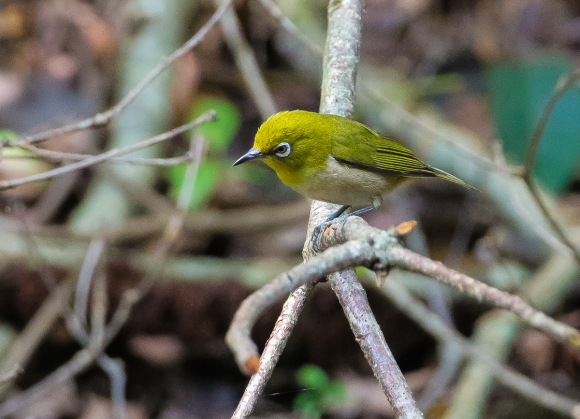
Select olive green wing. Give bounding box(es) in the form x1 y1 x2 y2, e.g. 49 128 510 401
329 118 472 188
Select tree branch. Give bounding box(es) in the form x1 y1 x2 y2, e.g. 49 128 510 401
2 0 233 147
381 278 580 418
227 216 580 381
0 112 216 191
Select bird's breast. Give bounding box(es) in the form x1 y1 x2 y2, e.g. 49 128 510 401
289 156 402 207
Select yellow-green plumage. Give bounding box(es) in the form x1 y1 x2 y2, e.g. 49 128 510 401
234 110 471 208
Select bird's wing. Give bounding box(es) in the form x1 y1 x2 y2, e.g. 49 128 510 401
330 121 436 177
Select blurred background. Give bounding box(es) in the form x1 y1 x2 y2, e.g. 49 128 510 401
0 0 580 418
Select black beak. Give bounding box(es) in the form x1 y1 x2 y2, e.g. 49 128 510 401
233 147 262 166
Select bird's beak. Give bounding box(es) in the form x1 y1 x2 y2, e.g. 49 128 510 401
232 147 262 166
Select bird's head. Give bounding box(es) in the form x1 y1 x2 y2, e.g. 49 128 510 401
233 111 329 185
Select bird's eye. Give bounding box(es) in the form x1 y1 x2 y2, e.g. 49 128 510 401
274 142 291 158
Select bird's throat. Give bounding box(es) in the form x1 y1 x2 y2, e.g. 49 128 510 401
263 159 302 186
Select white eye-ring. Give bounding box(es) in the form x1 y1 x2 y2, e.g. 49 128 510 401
274 142 291 157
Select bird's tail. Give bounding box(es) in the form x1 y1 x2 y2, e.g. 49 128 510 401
431 167 476 190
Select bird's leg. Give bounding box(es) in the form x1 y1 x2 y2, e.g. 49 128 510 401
341 205 374 218
326 205 351 222
311 205 351 250
312 196 383 250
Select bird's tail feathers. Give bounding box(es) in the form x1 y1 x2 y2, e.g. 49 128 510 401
431 167 476 190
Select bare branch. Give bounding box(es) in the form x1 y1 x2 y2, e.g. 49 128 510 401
216 0 277 119
519 70 580 262
387 247 580 347
227 216 580 376
70 240 104 337
382 278 580 418
15 144 197 166
3 0 233 146
330 269 421 418
0 112 216 191
231 283 314 418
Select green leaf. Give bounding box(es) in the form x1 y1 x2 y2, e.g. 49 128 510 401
0 129 18 142
293 365 346 419
167 160 220 210
324 381 346 402
188 96 241 152
294 393 324 419
297 365 329 389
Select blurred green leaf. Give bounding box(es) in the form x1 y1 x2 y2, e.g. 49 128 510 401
294 393 324 419
0 129 18 142
324 381 346 401
297 364 329 389
168 160 220 210
168 96 241 209
294 365 346 419
188 96 241 152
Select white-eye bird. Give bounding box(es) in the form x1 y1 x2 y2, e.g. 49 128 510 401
234 110 472 220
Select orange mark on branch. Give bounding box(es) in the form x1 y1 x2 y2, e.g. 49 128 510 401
569 331 580 348
244 355 260 375
395 220 417 236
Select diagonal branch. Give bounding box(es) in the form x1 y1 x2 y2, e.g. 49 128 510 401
227 216 580 375
0 112 216 191
381 278 580 417
2 0 233 147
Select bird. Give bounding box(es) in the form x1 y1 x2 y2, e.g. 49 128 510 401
233 110 472 222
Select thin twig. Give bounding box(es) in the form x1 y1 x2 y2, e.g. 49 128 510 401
525 180 580 262
257 0 324 55
0 349 96 418
0 279 76 397
381 278 580 418
103 134 205 343
387 248 580 347
2 0 233 146
231 283 314 417
70 239 104 337
522 70 580 182
0 112 216 191
216 0 277 119
67 242 128 419
15 143 196 166
97 357 127 419
520 70 580 262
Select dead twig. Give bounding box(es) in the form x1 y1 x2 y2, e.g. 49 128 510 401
227 216 580 386
1 0 233 147
520 70 580 262
0 112 216 191
381 278 580 418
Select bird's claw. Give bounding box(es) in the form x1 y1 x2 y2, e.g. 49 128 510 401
310 219 334 251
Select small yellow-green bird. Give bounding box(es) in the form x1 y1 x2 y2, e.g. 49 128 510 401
233 110 471 220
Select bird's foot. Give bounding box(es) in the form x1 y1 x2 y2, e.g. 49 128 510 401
310 205 375 251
